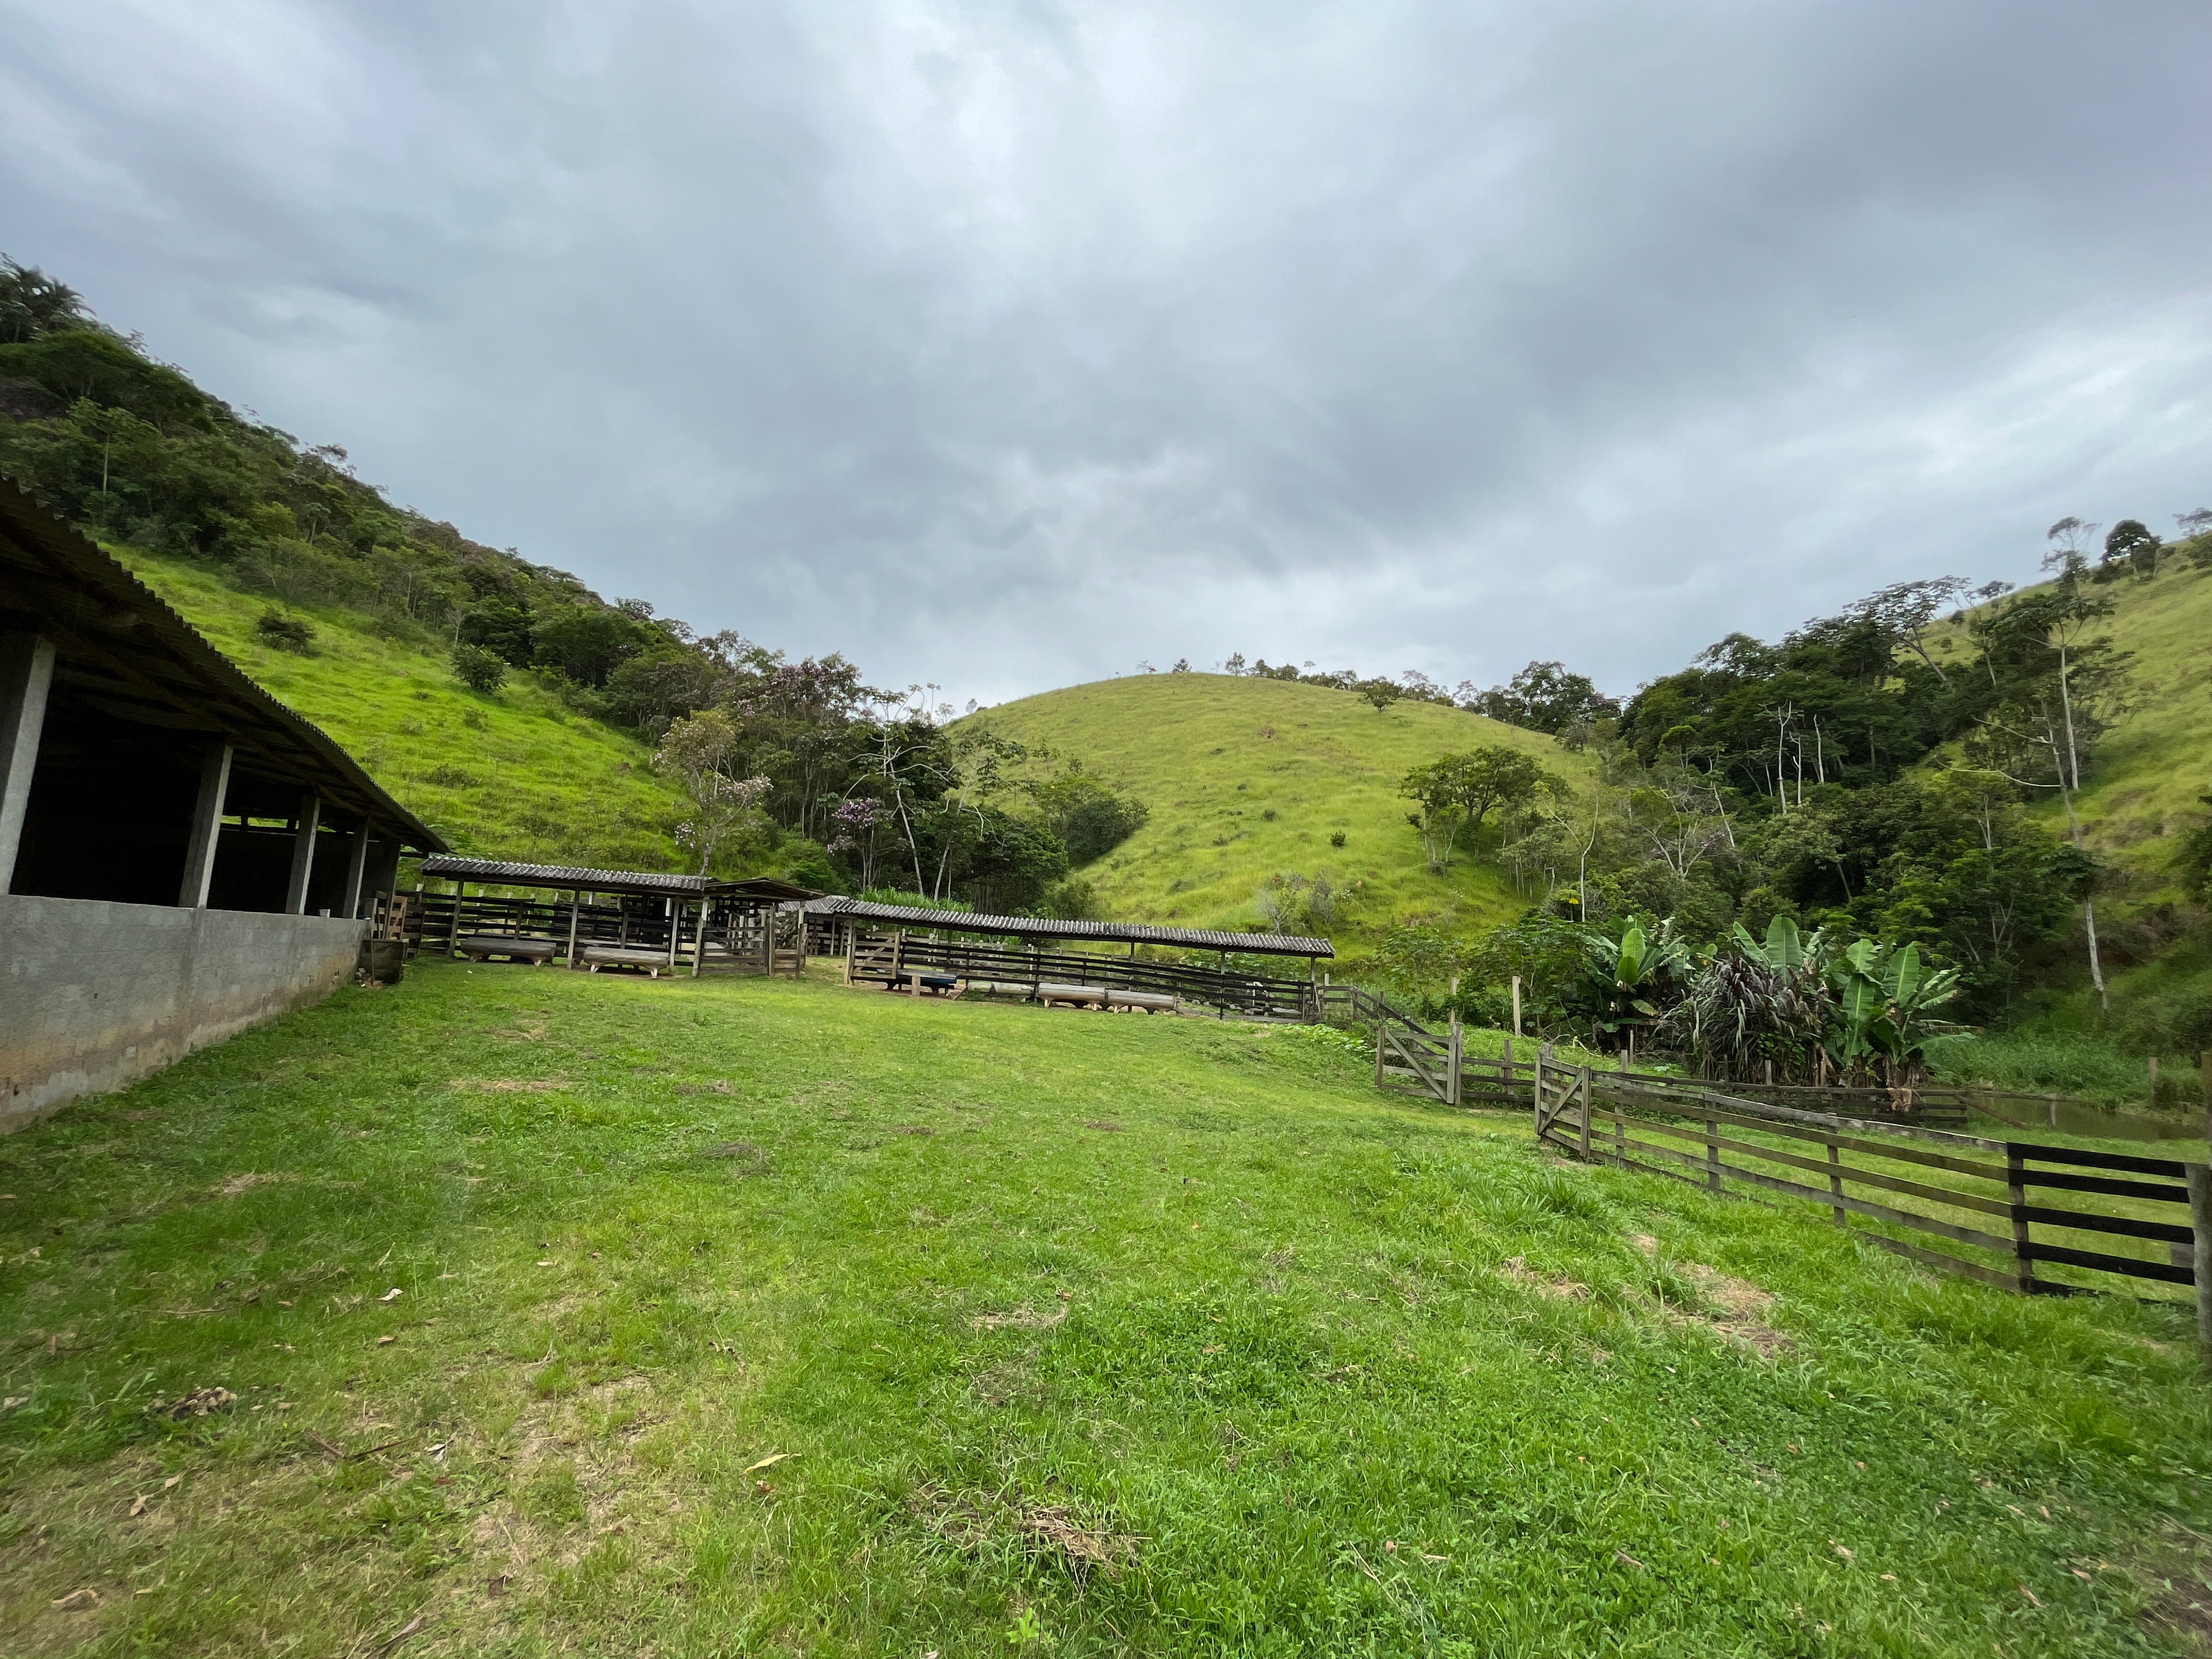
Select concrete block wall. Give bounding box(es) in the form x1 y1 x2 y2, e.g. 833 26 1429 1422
0 895 367 1133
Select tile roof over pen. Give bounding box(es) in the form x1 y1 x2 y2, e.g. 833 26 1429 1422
416 856 825 903
805 896 1333 958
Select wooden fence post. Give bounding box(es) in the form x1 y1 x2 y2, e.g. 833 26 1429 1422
1447 1019 1463 1108
1826 1131 1845 1227
2007 1146 2036 1294
1374 1019 1387 1089
2188 1163 2212 1368
1578 1068 1592 1156
1705 1111 1721 1193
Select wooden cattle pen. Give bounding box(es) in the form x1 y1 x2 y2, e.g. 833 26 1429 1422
806 897 1332 1019
407 857 818 977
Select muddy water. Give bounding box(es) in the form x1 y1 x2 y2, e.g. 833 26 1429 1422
1973 1097 2202 1144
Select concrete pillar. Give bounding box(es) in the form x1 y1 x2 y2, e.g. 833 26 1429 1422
177 741 233 907
340 820 372 918
284 792 321 915
0 632 57 895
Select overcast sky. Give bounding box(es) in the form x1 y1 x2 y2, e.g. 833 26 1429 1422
5 2 2209 707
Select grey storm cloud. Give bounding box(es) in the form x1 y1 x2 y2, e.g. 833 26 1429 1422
3 1 2209 706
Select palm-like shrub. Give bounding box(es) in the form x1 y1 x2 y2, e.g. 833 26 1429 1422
1662 918 1832 1082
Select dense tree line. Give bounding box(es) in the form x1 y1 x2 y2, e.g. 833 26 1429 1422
0 258 1146 908
1380 518 2212 1038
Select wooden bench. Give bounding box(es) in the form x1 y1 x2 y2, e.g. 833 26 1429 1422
1036 982 1110 1009
888 969 962 998
454 934 558 965
578 944 679 977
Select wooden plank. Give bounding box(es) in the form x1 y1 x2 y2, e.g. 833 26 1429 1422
1610 1115 2014 1217
2023 1241 2196 1286
1607 1135 2020 1254
2018 1170 2191 1205
2009 1144 2190 1180
2018 1206 2193 1245
1606 1092 2018 1182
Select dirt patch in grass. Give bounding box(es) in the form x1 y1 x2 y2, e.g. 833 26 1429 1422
2132 1528 2212 1655
971 1306 1067 1333
912 1484 1138 1579
699 1142 770 1173
212 1172 291 1198
1629 1235 1789 1356
1497 1256 1590 1301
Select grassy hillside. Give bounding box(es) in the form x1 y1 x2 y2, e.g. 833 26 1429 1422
108 544 690 871
1926 556 2212 916
2043 561 2212 909
970 674 1585 951
3 963 2208 1656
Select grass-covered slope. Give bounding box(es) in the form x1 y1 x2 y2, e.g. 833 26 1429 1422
1929 556 2212 914
3 965 2209 1656
970 674 1584 948
2054 560 2212 907
109 545 689 870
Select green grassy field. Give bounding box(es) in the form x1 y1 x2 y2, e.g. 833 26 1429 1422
968 675 1584 953
105 546 689 871
4 964 2211 1657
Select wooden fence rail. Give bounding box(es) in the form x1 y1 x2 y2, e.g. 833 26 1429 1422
830 928 1323 1020
1529 1068 2205 1306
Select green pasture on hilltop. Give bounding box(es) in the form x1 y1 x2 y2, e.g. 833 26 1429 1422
970 674 1585 952
105 545 689 871
4 964 2211 1657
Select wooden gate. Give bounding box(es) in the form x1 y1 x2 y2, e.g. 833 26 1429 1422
1374 1014 1460 1105
1532 1048 1592 1154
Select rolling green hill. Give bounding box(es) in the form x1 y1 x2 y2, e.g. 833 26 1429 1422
109 544 691 871
968 673 1588 954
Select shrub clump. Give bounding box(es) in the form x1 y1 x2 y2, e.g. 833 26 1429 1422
255 610 314 653
450 641 507 693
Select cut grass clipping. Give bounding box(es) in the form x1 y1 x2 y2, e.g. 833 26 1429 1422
3 962 2211 1656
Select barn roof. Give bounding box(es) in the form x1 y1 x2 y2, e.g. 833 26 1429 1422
806 895 1334 958
0 474 443 849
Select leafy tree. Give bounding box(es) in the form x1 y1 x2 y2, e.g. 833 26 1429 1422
1027 768 1149 866
450 642 507 693
533 605 651 687
1358 678 1402 713
0 256 96 341
1661 917 1835 1081
1464 660 1619 733
652 709 771 874
2103 518 2163 579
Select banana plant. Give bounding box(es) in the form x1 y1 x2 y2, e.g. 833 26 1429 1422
1824 938 1962 1077
1574 918 1692 1043
1730 913 1819 974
